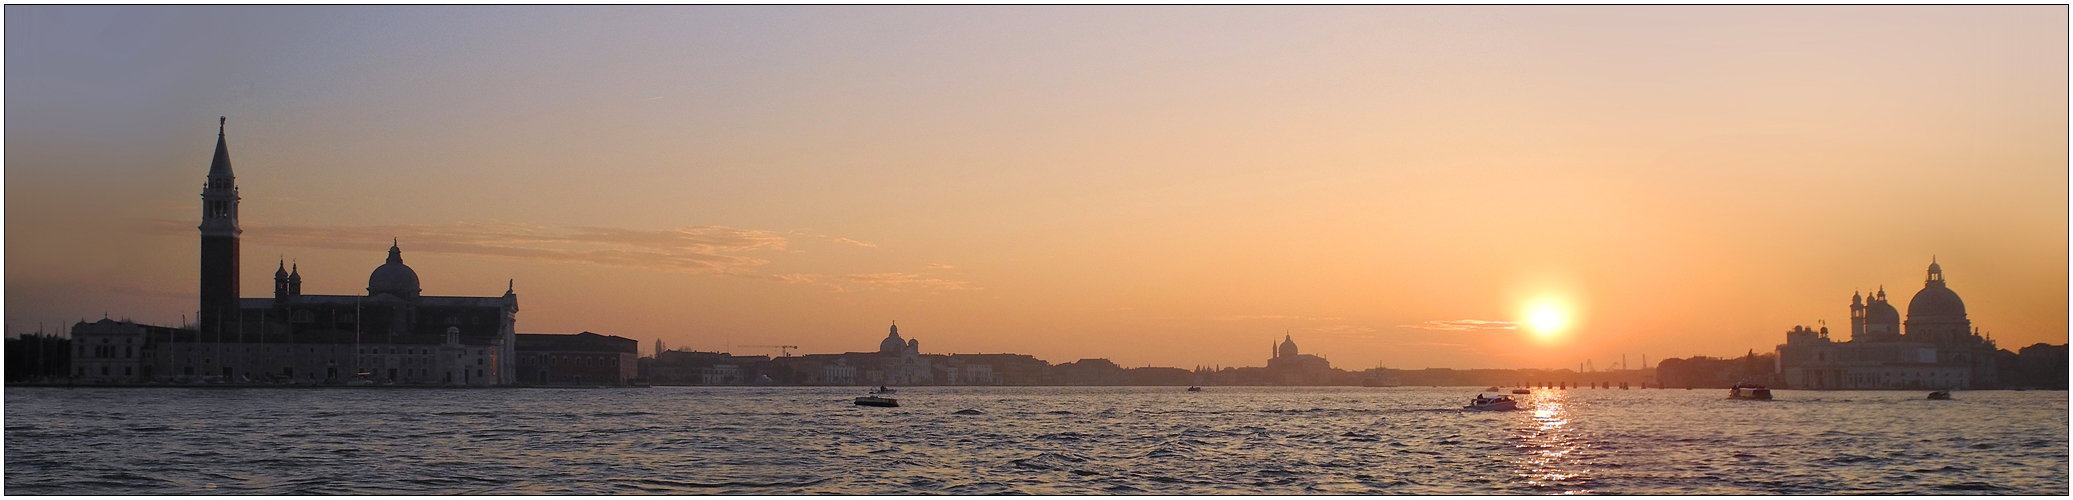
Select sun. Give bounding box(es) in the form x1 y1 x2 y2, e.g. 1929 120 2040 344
1523 301 1571 338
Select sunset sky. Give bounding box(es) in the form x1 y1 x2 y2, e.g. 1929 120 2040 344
7 6 2066 370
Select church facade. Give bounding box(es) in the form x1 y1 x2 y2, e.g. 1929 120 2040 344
1774 260 2001 389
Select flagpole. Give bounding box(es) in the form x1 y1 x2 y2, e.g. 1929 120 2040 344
237 307 245 381
355 299 362 378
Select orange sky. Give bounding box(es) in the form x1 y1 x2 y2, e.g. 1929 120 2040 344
7 6 2067 369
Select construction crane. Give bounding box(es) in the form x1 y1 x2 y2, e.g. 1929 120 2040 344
742 344 800 357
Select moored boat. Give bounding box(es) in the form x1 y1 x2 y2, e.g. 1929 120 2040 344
1465 394 1518 411
1727 383 1772 400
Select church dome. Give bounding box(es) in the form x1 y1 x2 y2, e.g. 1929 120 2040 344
1908 260 1966 318
367 241 421 298
1866 300 1901 324
1279 335 1299 358
879 322 905 354
1908 285 1966 318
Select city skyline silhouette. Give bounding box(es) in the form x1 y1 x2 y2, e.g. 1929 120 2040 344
6 6 2066 371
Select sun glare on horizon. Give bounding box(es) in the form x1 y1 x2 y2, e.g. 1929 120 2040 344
1523 300 1572 339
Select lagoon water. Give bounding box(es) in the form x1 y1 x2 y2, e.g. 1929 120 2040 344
5 386 2066 494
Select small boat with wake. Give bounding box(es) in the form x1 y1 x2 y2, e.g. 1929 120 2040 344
1927 390 1952 400
1464 394 1518 411
1727 383 1772 400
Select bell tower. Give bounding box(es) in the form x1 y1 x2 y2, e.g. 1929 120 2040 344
1849 290 1865 340
198 117 241 334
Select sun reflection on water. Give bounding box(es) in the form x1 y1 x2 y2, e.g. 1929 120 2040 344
1513 390 1591 494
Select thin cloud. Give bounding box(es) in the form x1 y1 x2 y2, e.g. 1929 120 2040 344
825 237 878 248
788 230 879 249
1208 315 1345 322
763 273 818 284
133 219 974 293
91 282 189 300
842 272 969 291
1400 341 1472 348
1397 319 1518 332
135 219 786 274
1303 324 1377 335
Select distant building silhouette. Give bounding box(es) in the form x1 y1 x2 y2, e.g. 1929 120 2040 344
1266 334 1332 385
62 119 632 386
182 119 521 384
1776 259 2002 389
515 332 639 385
643 323 1064 386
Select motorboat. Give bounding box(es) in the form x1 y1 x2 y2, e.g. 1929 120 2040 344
1465 395 1518 411
1510 389 1531 395
1186 386 1203 392
1727 383 1772 400
854 386 899 407
1927 390 1952 400
854 394 898 407
1485 386 1500 392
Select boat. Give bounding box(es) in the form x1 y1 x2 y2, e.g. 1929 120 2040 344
1727 383 1772 400
1485 386 1500 392
854 394 898 407
1510 389 1531 395
873 385 897 395
1186 386 1203 392
1927 390 1952 400
855 386 899 407
1464 395 1518 411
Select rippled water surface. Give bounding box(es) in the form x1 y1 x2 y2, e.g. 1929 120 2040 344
6 387 2065 494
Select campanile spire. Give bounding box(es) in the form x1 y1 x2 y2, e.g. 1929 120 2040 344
198 117 243 334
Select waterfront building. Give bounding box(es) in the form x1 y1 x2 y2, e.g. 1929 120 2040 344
644 324 1045 385
1056 358 1126 385
648 350 775 385
514 332 640 385
67 319 183 382
1266 334 1334 385
62 119 614 386
870 322 934 385
940 353 1049 385
1775 260 2002 389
